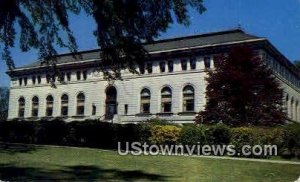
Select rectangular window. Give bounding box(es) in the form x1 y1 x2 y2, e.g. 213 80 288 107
159 62 165 73
46 74 51 83
59 72 65 82
92 104 96 115
204 57 211 68
83 71 87 80
37 76 41 84
67 72 71 81
168 61 173 72
19 78 22 86
190 58 196 70
32 76 36 85
139 64 145 74
146 63 152 74
76 71 81 80
124 104 128 115
24 77 28 86
181 59 187 71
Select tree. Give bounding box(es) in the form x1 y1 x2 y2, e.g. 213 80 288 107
294 61 300 70
196 46 286 126
0 0 206 79
0 87 9 120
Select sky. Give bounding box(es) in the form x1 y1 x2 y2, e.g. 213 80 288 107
1 0 300 87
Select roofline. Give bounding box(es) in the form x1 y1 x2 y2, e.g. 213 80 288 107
7 38 266 74
12 29 248 68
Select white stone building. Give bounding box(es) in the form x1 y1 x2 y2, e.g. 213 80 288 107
6 29 300 123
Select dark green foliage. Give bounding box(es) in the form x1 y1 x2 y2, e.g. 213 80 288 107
36 119 68 145
0 119 299 159
0 0 206 79
206 123 231 145
0 87 9 121
0 120 36 143
179 125 207 145
282 123 300 159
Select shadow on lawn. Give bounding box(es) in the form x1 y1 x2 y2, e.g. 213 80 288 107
0 164 170 181
0 143 39 154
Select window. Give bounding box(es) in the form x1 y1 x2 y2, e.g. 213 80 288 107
146 63 152 74
161 87 172 112
92 104 97 115
76 71 81 80
66 72 71 81
46 95 54 116
140 88 151 113
31 96 39 117
181 59 187 71
76 93 85 115
18 97 25 118
183 85 195 112
37 76 41 84
139 64 145 74
204 57 211 68
24 77 28 86
32 76 36 85
190 58 196 70
61 94 69 116
59 72 65 82
19 78 22 86
168 61 173 72
83 71 87 80
159 62 166 73
46 74 51 83
124 104 128 115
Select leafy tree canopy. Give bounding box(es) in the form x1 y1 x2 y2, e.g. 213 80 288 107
196 46 286 126
0 0 206 79
0 87 9 120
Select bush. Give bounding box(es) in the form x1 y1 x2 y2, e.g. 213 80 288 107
0 120 36 143
206 123 231 145
149 125 181 145
179 125 207 145
37 119 68 145
282 123 300 159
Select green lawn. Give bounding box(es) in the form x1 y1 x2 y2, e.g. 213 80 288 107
0 144 299 181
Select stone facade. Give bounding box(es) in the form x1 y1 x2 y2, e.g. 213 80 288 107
7 29 300 123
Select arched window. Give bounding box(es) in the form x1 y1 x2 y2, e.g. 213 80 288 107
77 93 85 115
46 95 54 116
18 97 25 118
140 88 151 113
161 87 172 112
61 94 69 116
32 96 39 117
183 85 195 112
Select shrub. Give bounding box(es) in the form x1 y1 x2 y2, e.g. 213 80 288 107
36 119 68 145
67 120 115 148
144 118 170 125
149 125 181 145
281 123 300 159
230 127 266 158
0 120 36 143
206 123 231 145
179 125 207 145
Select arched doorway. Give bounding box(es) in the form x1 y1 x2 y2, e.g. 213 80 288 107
105 86 117 119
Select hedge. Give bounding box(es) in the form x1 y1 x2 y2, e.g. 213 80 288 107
0 119 299 159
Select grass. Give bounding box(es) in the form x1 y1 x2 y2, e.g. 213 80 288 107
0 144 299 181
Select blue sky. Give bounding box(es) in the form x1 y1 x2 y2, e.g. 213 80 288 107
1 0 300 87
